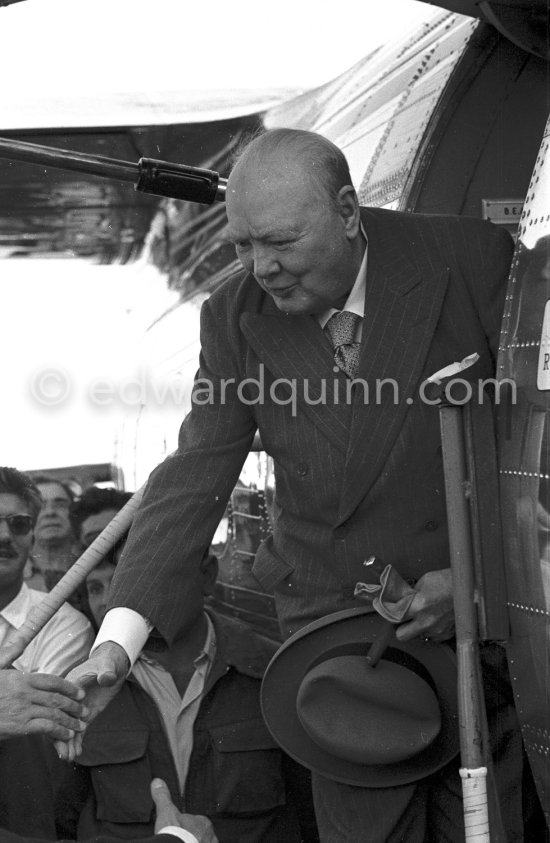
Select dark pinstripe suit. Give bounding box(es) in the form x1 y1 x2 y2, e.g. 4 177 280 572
109 208 522 841
110 208 512 641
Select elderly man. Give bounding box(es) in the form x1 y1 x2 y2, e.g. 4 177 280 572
24 474 94 619
27 476 78 585
62 129 525 841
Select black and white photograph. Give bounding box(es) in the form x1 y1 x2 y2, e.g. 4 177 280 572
0 1 548 841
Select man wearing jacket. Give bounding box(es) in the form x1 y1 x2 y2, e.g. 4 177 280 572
62 129 525 841
71 552 314 842
0 467 93 838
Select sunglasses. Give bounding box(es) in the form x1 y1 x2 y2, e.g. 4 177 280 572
0 514 33 536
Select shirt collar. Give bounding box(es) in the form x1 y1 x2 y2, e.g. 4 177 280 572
139 611 217 670
196 611 216 668
0 582 30 629
317 226 368 329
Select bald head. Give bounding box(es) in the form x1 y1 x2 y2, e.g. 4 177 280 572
230 129 354 211
225 129 364 316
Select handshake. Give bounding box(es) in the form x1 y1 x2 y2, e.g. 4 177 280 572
0 643 218 843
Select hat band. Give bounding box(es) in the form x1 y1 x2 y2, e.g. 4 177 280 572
307 642 438 696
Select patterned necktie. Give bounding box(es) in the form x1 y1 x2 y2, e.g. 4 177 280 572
324 311 362 379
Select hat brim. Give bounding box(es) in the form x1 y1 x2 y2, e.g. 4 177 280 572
261 607 459 787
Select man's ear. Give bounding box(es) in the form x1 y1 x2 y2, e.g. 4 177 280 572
200 553 219 596
338 185 361 239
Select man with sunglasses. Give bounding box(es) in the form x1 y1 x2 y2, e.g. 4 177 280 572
0 467 93 676
0 467 94 838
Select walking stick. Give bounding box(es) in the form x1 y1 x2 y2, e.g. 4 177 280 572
0 484 145 669
430 356 507 842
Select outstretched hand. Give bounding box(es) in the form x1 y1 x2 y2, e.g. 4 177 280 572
395 568 455 643
0 670 88 742
152 778 219 842
54 640 129 761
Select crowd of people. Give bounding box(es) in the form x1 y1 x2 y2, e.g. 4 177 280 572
0 467 317 842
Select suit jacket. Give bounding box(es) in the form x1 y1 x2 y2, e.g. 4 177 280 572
110 208 514 641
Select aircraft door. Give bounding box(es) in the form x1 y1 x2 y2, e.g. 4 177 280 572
497 114 550 828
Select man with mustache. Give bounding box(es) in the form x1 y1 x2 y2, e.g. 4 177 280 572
0 466 93 837
0 467 92 675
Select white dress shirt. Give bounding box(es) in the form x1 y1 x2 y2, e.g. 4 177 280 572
0 583 94 675
157 828 199 842
317 227 368 337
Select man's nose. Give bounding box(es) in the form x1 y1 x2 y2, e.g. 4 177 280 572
41 500 58 514
252 245 279 278
0 520 13 540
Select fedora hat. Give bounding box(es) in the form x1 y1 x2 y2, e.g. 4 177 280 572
261 607 459 787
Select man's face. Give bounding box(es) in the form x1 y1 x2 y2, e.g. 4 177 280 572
226 157 360 316
86 563 116 628
35 482 73 545
0 493 33 592
80 508 119 549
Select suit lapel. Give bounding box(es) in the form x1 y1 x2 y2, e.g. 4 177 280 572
239 207 449 500
240 297 352 455
338 209 449 521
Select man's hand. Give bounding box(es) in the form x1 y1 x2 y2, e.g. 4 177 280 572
0 670 88 742
395 569 455 643
54 640 129 761
152 778 218 842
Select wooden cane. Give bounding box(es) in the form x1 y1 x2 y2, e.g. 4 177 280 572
426 351 508 841
0 484 145 669
439 402 493 841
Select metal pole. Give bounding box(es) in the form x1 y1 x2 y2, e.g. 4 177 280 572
0 137 138 182
0 136 227 204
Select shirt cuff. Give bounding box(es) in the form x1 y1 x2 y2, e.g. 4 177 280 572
157 826 199 843
91 607 152 668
